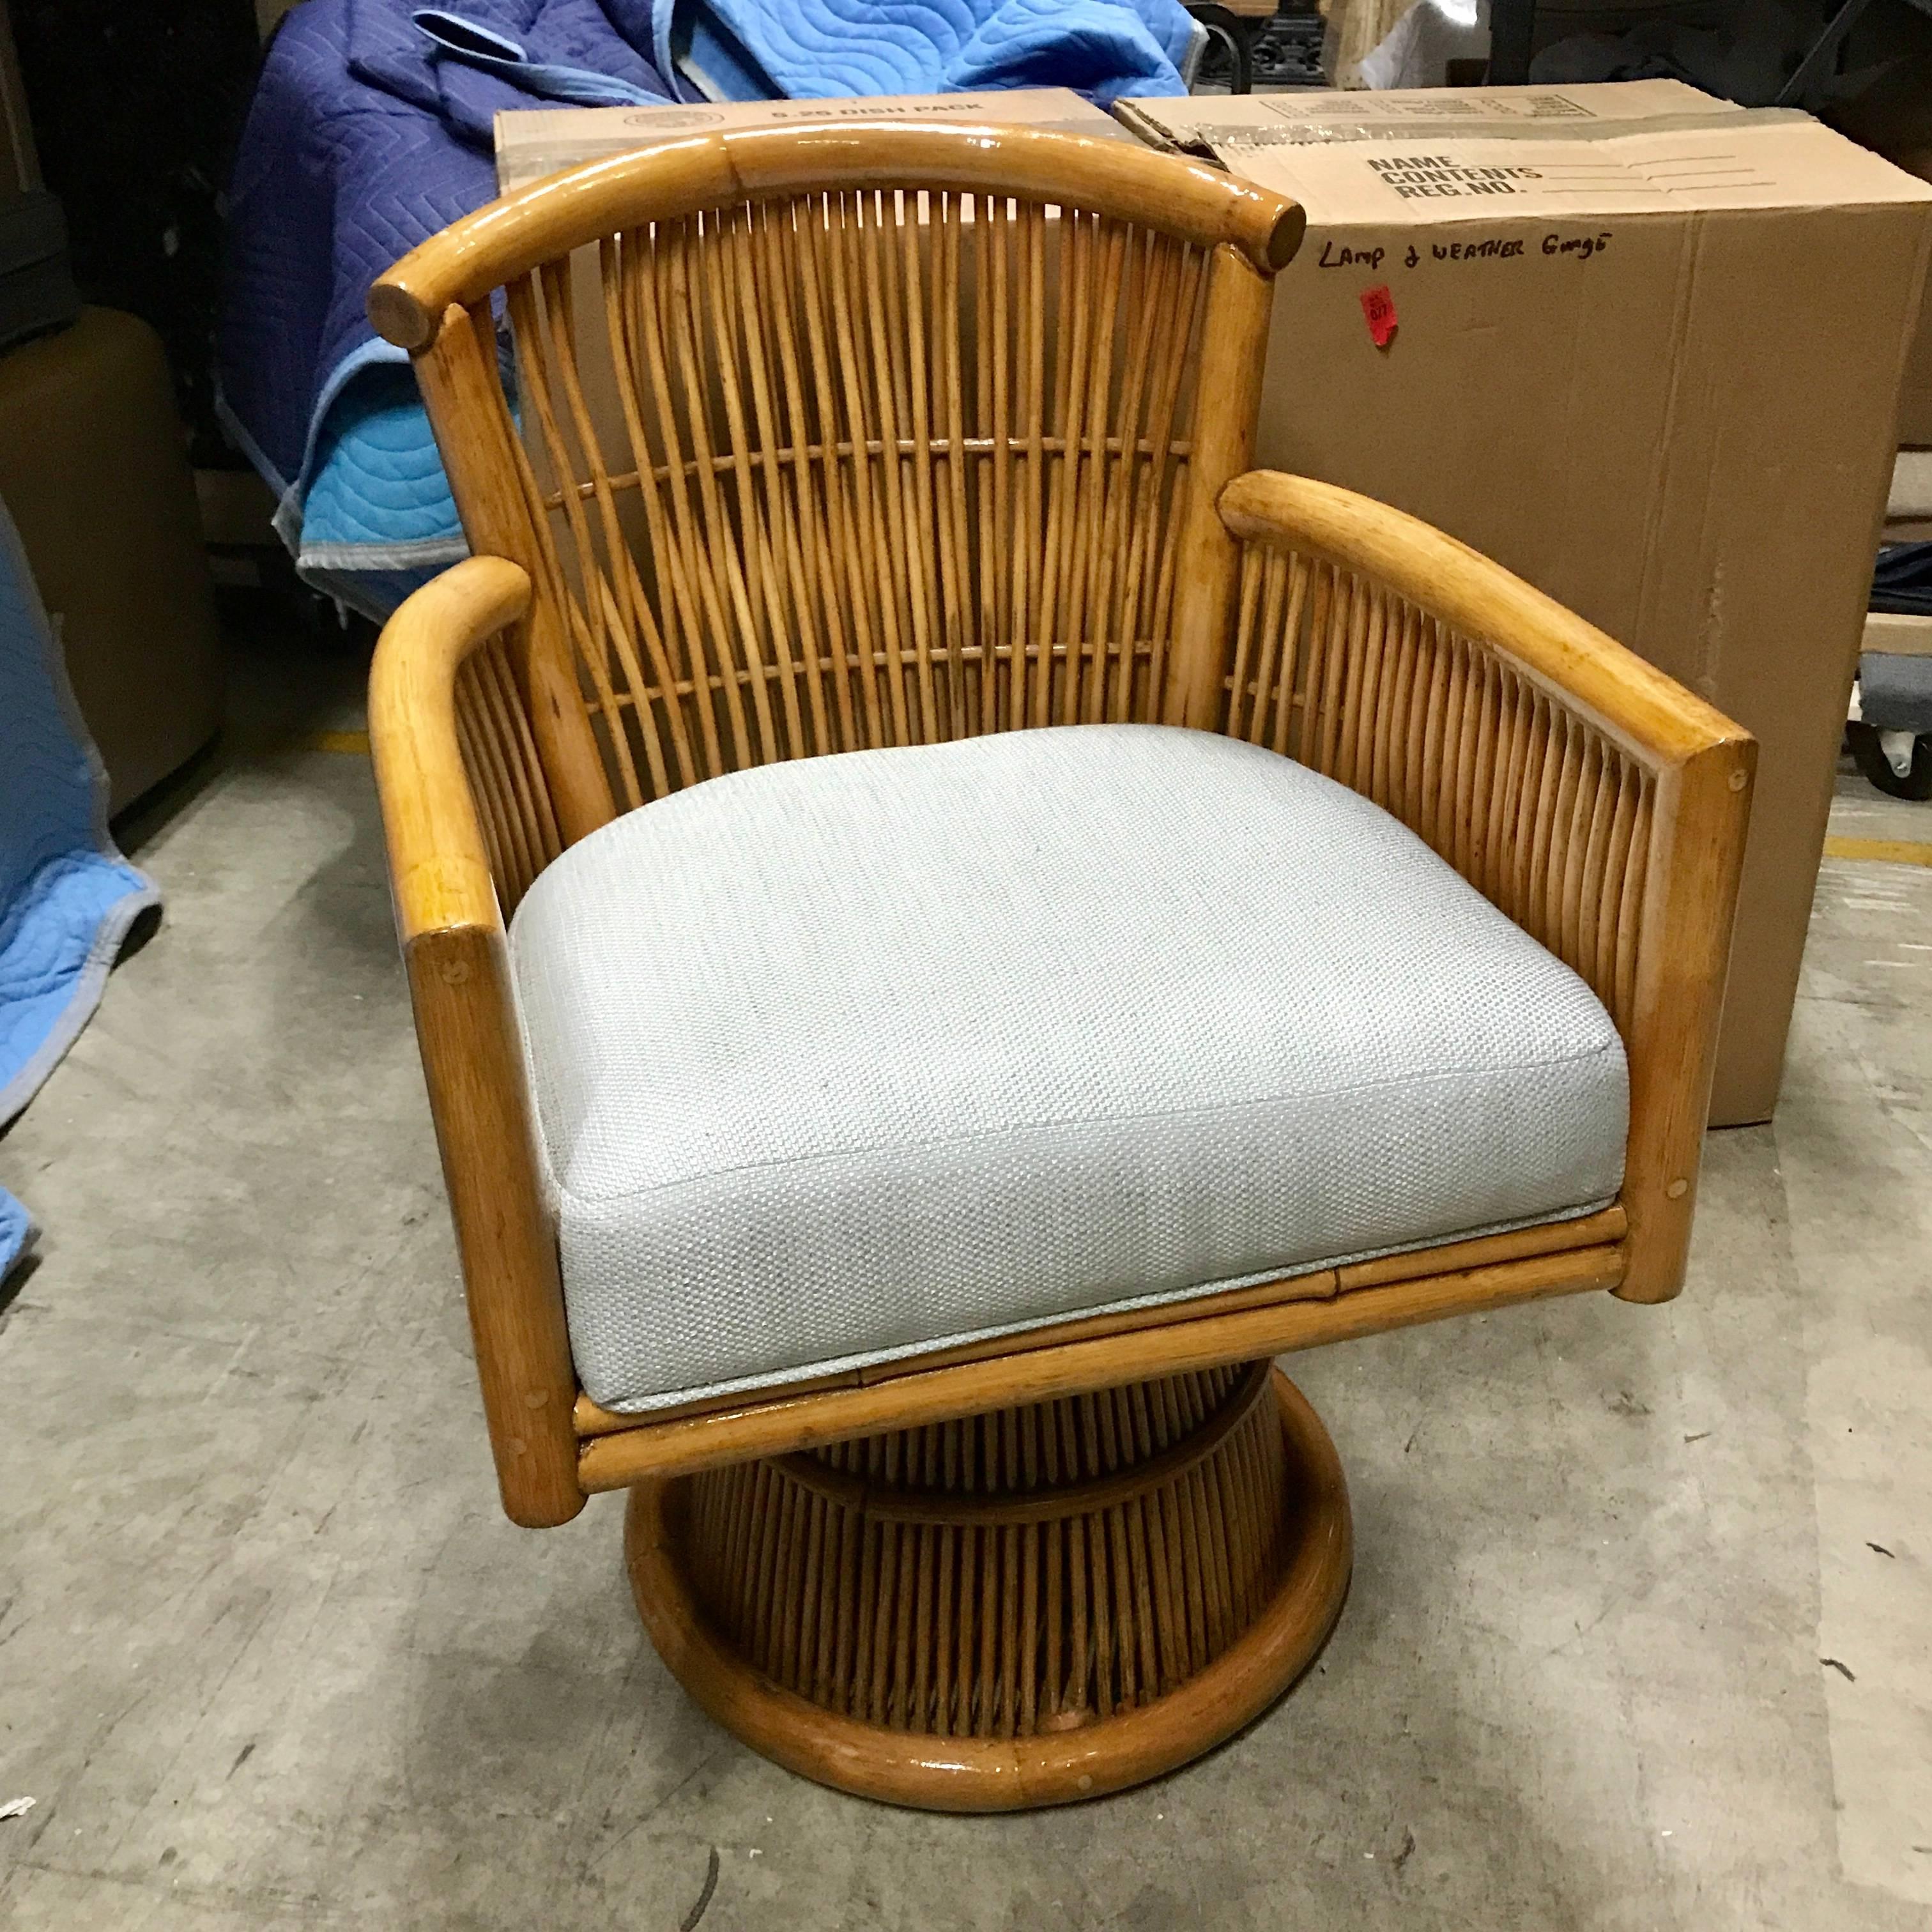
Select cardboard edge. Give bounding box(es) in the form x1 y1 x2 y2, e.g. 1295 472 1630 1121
1865 611 1932 659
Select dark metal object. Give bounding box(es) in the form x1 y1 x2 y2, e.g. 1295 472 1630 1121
1250 8 1326 86
1187 3 1255 93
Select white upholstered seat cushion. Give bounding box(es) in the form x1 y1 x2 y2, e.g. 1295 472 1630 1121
508 724 1627 1413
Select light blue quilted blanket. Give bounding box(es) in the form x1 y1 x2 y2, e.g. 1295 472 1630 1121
0 495 159 1284
656 0 1195 105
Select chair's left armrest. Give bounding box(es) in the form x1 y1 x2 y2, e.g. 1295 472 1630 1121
370 558 585 1527
1216 471 1756 1307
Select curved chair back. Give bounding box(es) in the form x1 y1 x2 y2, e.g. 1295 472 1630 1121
371 122 1304 853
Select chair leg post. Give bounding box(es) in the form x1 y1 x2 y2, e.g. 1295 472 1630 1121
406 927 585 1528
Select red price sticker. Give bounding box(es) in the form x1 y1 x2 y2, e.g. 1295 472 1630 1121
1360 284 1398 349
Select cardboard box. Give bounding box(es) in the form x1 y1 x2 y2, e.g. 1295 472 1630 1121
1878 148 1932 447
0 309 222 811
1886 448 1932 541
494 87 1129 194
1119 81 1932 1124
1865 611 1932 660
1900 317 1932 449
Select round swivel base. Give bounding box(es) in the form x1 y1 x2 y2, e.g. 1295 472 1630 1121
625 1362 1351 1811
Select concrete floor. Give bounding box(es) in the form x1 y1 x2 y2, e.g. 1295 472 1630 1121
2 615 1929 1931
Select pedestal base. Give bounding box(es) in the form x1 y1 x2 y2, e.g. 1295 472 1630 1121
625 1361 1351 1811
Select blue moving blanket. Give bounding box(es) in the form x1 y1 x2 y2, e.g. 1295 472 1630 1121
0 496 160 1284
661 0 1194 104
220 0 1190 620
220 0 677 618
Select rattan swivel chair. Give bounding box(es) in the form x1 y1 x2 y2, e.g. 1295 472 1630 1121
365 123 1753 1811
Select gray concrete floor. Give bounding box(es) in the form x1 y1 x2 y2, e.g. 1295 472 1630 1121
3 616 1929 1931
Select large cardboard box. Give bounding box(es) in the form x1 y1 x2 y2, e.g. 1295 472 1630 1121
1119 82 1932 1124
1820 16 1932 443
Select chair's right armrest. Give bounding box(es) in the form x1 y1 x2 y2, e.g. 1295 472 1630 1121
369 558 585 1527
1216 471 1756 1307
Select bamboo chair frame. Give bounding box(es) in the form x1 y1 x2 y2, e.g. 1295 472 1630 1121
367 124 1754 1810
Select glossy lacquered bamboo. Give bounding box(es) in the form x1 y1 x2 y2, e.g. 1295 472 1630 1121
1216 471 1745 769
1161 248 1274 731
392 180 1275 826
626 1367 1349 1809
411 305 616 845
369 123 1303 351
1215 473 1755 1305
368 558 582 1527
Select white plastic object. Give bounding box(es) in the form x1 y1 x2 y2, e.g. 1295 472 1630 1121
1879 728 1918 778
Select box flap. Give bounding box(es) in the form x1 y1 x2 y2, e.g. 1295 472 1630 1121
1119 79 1735 146
1118 82 1932 222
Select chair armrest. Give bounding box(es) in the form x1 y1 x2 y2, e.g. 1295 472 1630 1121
369 558 583 1526
1216 471 1756 1304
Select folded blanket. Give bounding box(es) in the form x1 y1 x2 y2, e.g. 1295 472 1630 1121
219 0 1191 620
652 0 1195 105
221 0 664 552
218 0 676 616
0 494 158 1285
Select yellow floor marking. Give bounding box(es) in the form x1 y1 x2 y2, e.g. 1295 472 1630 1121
291 728 371 755
1823 835 1932 868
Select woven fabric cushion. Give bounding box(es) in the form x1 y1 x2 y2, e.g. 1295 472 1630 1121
509 724 1628 1412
